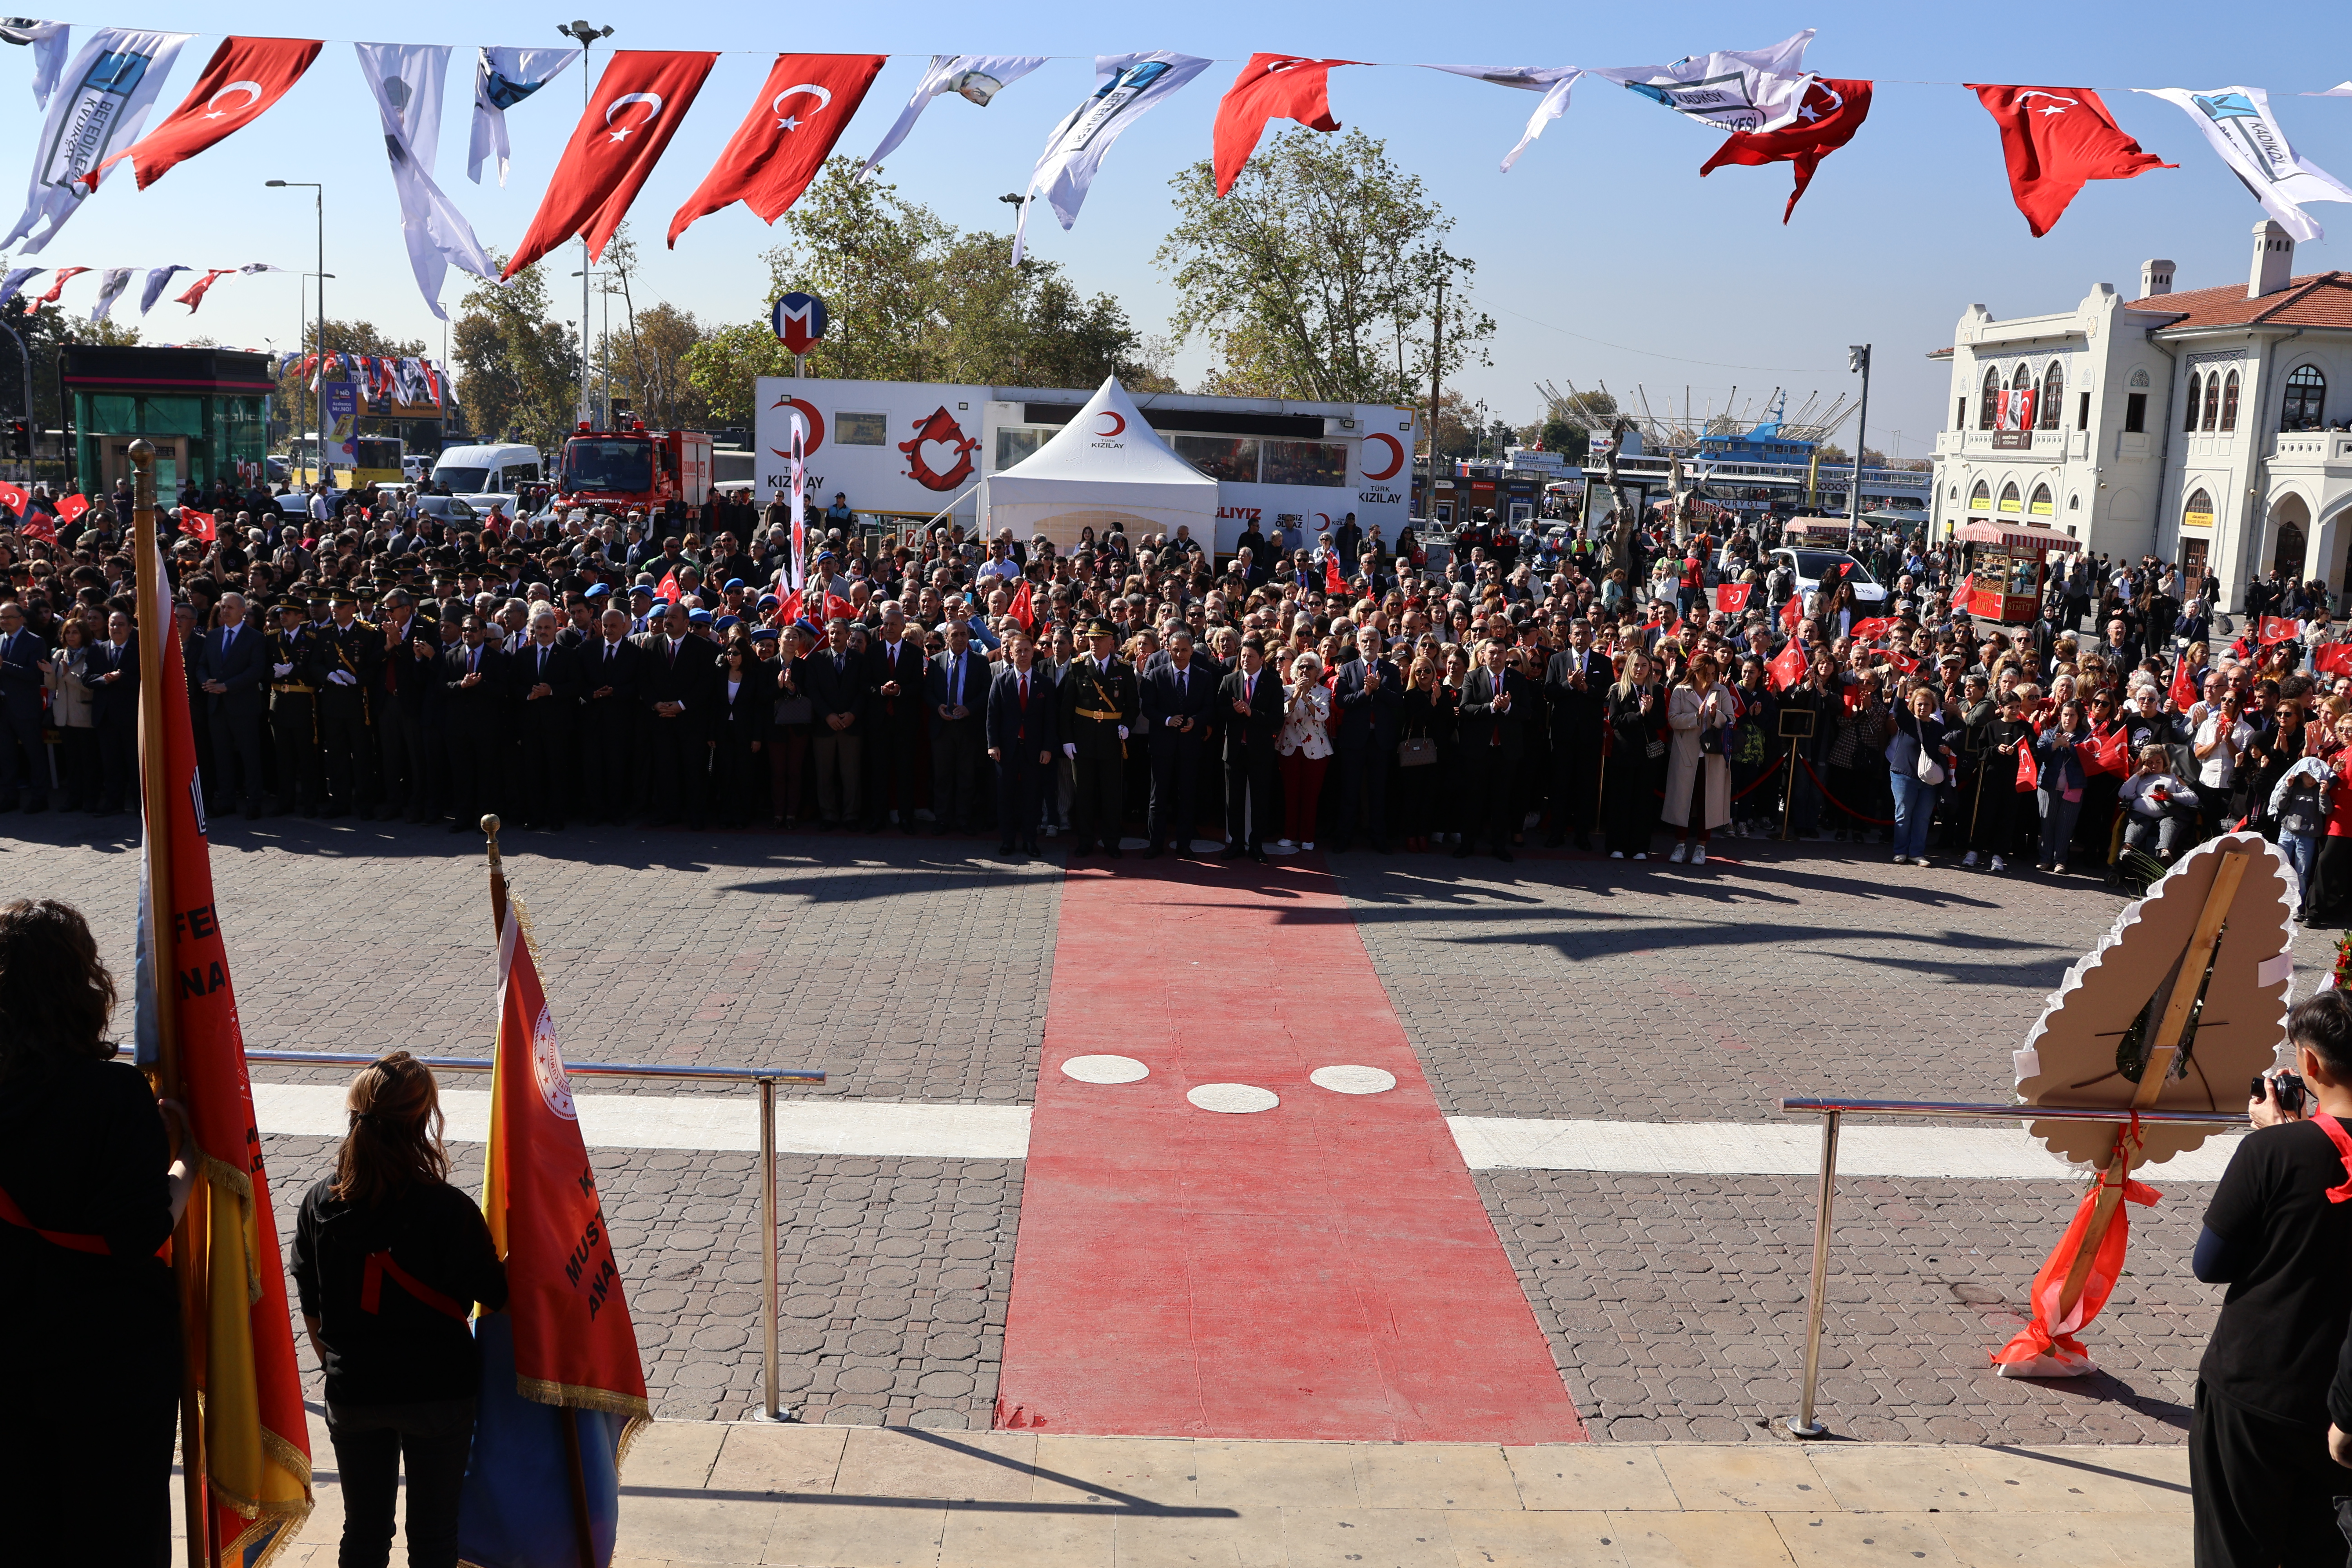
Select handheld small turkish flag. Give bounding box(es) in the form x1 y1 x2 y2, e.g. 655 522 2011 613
1848 615 1896 643
1715 582 1752 614
824 591 855 622
2318 641 2352 679
1768 639 1807 693
1007 579 1035 631
1968 85 2172 238
1324 552 1345 595
2016 743 2039 792
669 54 884 247
94 36 320 191
2260 615 2301 646
775 588 802 626
57 494 87 523
1780 592 1803 632
2170 650 2199 709
1698 77 1873 223
655 568 680 604
180 507 217 543
0 480 24 513
507 50 718 277
1952 573 1975 613
1212 54 1354 196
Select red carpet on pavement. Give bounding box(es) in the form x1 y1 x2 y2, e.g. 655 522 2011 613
996 857 1588 1442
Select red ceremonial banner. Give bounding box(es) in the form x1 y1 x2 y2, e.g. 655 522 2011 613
669 53 885 247
1698 77 1874 223
1212 54 1353 196
1992 1169 2158 1370
1714 582 1752 614
95 36 320 191
507 50 719 278
1968 85 2172 238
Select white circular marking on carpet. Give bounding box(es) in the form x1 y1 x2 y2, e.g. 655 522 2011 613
1310 1065 1397 1095
1060 1054 1150 1085
1187 1082 1279 1113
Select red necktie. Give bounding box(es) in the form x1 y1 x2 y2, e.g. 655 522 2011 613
1019 674 1029 711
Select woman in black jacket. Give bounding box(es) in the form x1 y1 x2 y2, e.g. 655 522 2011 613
711 631 772 827
1396 648 1452 851
294 1053 506 1568
1602 649 1666 858
0 898 195 1564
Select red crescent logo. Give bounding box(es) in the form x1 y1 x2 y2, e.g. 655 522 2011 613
1094 411 1126 437
1363 431 1405 481
766 394 825 456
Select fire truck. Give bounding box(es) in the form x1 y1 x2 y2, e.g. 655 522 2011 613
553 421 713 514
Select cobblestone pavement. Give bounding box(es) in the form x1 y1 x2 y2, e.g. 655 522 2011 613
13 815 2322 1439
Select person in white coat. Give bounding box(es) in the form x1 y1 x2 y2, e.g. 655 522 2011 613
1663 652 1737 864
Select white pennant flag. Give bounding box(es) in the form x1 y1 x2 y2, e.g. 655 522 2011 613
467 45 579 186
789 407 808 592
854 54 1047 183
1423 65 1584 171
0 265 40 310
2 27 191 253
2138 86 2352 243
0 17 68 107
1590 31 1814 133
87 265 131 323
355 42 504 319
138 263 189 315
2307 83 2352 98
1012 52 1210 263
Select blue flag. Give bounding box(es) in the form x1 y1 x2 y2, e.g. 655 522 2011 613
457 1314 628 1568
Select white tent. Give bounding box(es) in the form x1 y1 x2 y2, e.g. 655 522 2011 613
980 376 1217 547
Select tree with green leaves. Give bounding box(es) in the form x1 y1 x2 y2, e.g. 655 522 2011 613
451 258 578 452
1156 127 1491 404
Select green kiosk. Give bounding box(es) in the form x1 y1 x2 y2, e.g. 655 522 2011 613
62 345 273 497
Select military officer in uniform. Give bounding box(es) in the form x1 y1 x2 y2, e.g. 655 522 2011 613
1058 616 1137 858
265 596 322 816
310 590 382 818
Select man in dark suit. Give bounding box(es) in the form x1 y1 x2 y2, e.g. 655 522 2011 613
1329 626 1402 853
1217 635 1283 862
375 588 439 822
0 600 51 812
192 590 268 819
1059 617 1138 857
1141 629 1216 858
635 601 717 829
437 614 509 831
310 591 381 819
926 619 988 836
1456 637 1532 862
90 608 139 814
1542 614 1612 849
510 608 582 830
863 600 928 833
578 605 642 824
986 626 1057 855
805 617 869 830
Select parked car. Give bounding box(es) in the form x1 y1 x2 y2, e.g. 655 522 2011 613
1771 546 1888 608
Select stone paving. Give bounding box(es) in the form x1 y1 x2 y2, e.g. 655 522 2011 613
12 812 2326 1441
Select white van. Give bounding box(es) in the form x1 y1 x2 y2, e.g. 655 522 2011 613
428 443 543 512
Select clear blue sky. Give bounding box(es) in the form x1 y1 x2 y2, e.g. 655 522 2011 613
6 1 2348 452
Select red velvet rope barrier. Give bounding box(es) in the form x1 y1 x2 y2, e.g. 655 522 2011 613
1794 755 1900 827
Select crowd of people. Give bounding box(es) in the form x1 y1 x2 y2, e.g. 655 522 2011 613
0 475 2347 898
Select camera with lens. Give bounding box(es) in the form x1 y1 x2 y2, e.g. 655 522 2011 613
2251 1071 2308 1115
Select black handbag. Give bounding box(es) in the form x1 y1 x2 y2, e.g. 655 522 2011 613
1397 737 1437 768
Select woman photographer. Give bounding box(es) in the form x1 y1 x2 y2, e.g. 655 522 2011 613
292 1052 506 1568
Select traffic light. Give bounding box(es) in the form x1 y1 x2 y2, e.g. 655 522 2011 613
5 419 27 458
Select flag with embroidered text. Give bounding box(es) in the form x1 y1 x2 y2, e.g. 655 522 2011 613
670 52 884 247
1013 52 1210 261
1592 31 1814 132
853 54 1044 183
1699 77 1873 221
2137 85 2352 242
1969 86 2171 237
3 27 191 252
468 45 579 186
507 49 717 277
1421 65 1583 171
94 35 319 190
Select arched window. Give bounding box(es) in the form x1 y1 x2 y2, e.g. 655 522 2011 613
2038 362 2064 429
2185 372 2203 432
2202 372 2221 431
1998 481 2022 514
2028 483 2053 518
1968 479 1991 512
2284 365 2327 432
2183 488 2214 530
1979 368 2001 431
2221 370 2240 432
2129 367 2151 389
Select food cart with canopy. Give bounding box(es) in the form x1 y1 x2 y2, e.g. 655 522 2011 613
1955 519 2070 625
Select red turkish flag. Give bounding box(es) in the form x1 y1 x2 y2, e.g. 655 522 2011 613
507 50 719 278
0 480 24 513
2260 615 2301 646
1212 54 1354 197
775 588 802 626
35 267 86 304
2016 743 2039 792
1715 582 1752 614
94 36 320 191
1324 552 1345 595
180 508 217 543
2169 649 2199 709
1767 640 1807 693
1007 579 1035 631
176 267 236 311
2317 641 2352 679
17 515 54 543
824 591 856 622
1848 615 1896 643
668 54 884 247
1699 78 1874 223
1952 573 1975 613
1780 592 1803 632
56 494 87 523
655 568 681 603
1968 85 2172 238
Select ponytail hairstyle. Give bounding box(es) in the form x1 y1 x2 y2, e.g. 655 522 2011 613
332 1051 450 1207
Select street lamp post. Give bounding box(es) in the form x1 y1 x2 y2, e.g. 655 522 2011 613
571 268 614 425
269 179 325 480
292 272 336 475
1846 343 1873 551
557 19 615 428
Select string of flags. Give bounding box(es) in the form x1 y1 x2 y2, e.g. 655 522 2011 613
276 350 448 405
7 22 2352 321
0 258 280 319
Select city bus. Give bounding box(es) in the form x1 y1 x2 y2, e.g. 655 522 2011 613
281 432 405 488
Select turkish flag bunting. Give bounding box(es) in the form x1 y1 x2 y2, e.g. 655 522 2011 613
1767 640 1807 693
95 36 321 191
35 267 86 304
2169 649 2199 709
1213 55 1354 197
1715 582 1752 614
1968 85 2172 238
2260 615 2301 646
669 54 885 247
1780 592 1803 632
1848 615 1896 643
181 508 217 543
176 267 236 311
1324 552 1345 595
2318 641 2352 679
1007 579 1035 631
1698 78 1873 223
507 50 719 278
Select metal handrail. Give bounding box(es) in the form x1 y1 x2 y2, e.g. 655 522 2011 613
249 1048 825 1423
1776 1095 2244 1439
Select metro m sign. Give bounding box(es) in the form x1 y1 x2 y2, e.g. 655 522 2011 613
770 291 828 357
